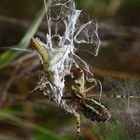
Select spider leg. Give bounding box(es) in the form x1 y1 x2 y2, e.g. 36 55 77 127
62 96 74 100
76 114 81 140
85 79 97 94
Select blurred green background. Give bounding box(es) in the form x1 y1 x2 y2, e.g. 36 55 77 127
0 0 140 140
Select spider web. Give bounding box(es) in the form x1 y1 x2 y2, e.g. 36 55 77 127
34 0 101 115
110 80 140 126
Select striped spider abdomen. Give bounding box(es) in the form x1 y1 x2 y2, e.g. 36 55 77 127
80 98 111 122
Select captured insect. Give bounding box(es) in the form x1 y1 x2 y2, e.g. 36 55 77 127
31 37 111 139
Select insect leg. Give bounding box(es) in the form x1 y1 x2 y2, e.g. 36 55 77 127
29 72 46 93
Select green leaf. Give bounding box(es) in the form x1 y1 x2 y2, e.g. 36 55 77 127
0 6 46 69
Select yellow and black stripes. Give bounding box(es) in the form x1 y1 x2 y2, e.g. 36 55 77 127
81 98 111 122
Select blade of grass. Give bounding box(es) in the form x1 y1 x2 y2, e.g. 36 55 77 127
0 110 62 140
0 5 47 69
0 135 10 140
